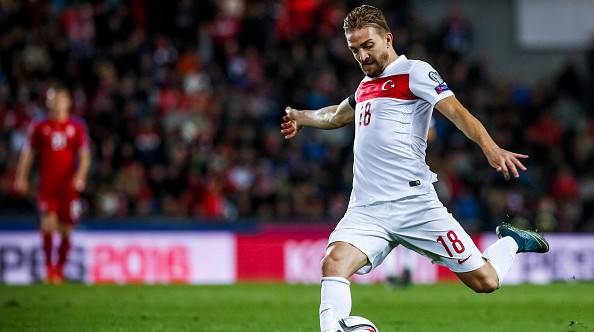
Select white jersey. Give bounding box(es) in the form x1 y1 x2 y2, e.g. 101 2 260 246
349 55 454 207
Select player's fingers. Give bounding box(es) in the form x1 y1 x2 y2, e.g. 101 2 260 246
498 158 510 180
505 159 519 178
511 157 527 171
512 153 529 159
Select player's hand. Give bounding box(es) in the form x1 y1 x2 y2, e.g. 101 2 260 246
281 107 303 140
484 146 528 180
73 174 86 192
14 178 28 194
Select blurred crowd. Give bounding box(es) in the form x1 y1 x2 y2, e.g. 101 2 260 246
1 0 593 232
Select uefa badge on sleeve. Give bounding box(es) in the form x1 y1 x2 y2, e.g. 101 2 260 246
434 83 450 94
428 71 450 94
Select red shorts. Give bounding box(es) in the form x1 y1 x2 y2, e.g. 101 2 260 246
38 187 81 224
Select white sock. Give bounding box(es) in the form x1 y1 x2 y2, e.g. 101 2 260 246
482 237 519 286
320 277 351 332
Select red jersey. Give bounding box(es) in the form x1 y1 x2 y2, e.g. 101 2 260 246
26 115 89 190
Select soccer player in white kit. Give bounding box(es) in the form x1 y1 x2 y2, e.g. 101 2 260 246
280 5 549 332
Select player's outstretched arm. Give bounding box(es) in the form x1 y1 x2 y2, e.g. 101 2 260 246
14 146 34 193
435 95 528 180
281 97 355 139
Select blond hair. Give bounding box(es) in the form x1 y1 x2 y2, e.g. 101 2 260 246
343 5 390 34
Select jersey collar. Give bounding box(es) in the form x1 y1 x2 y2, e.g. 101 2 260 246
366 55 407 80
380 55 406 76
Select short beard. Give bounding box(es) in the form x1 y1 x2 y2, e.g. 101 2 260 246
361 51 390 77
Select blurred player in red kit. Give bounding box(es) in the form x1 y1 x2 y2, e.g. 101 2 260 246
14 84 91 284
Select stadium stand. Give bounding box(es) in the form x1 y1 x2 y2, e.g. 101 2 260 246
1 0 593 232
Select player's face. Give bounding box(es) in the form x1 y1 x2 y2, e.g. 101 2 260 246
346 27 392 77
46 88 71 120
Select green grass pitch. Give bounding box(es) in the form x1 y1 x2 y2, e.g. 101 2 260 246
1 282 593 332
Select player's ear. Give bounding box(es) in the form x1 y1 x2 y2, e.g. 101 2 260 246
386 32 393 48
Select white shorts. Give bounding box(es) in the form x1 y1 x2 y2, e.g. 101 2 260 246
329 188 485 274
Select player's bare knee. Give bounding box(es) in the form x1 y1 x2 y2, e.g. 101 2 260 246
320 255 338 276
41 214 58 232
58 224 73 237
472 277 499 293
321 254 348 277
476 284 497 294
482 277 499 293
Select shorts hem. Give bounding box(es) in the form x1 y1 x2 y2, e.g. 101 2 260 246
439 255 485 273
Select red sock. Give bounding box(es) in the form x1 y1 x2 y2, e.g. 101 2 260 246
57 235 71 273
42 232 53 270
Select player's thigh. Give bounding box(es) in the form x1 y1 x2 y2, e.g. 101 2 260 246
328 205 394 275
394 192 484 273
38 193 59 232
58 194 81 225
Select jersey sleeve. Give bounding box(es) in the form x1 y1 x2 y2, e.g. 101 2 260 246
409 61 454 106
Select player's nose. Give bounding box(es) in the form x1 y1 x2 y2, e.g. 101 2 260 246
358 50 369 63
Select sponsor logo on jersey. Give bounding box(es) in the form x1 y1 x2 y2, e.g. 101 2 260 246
458 255 472 264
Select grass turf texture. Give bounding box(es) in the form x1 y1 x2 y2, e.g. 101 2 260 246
1 282 593 332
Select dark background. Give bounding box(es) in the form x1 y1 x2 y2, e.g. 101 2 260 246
1 0 593 233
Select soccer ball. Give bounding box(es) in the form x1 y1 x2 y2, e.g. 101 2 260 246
337 316 379 332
